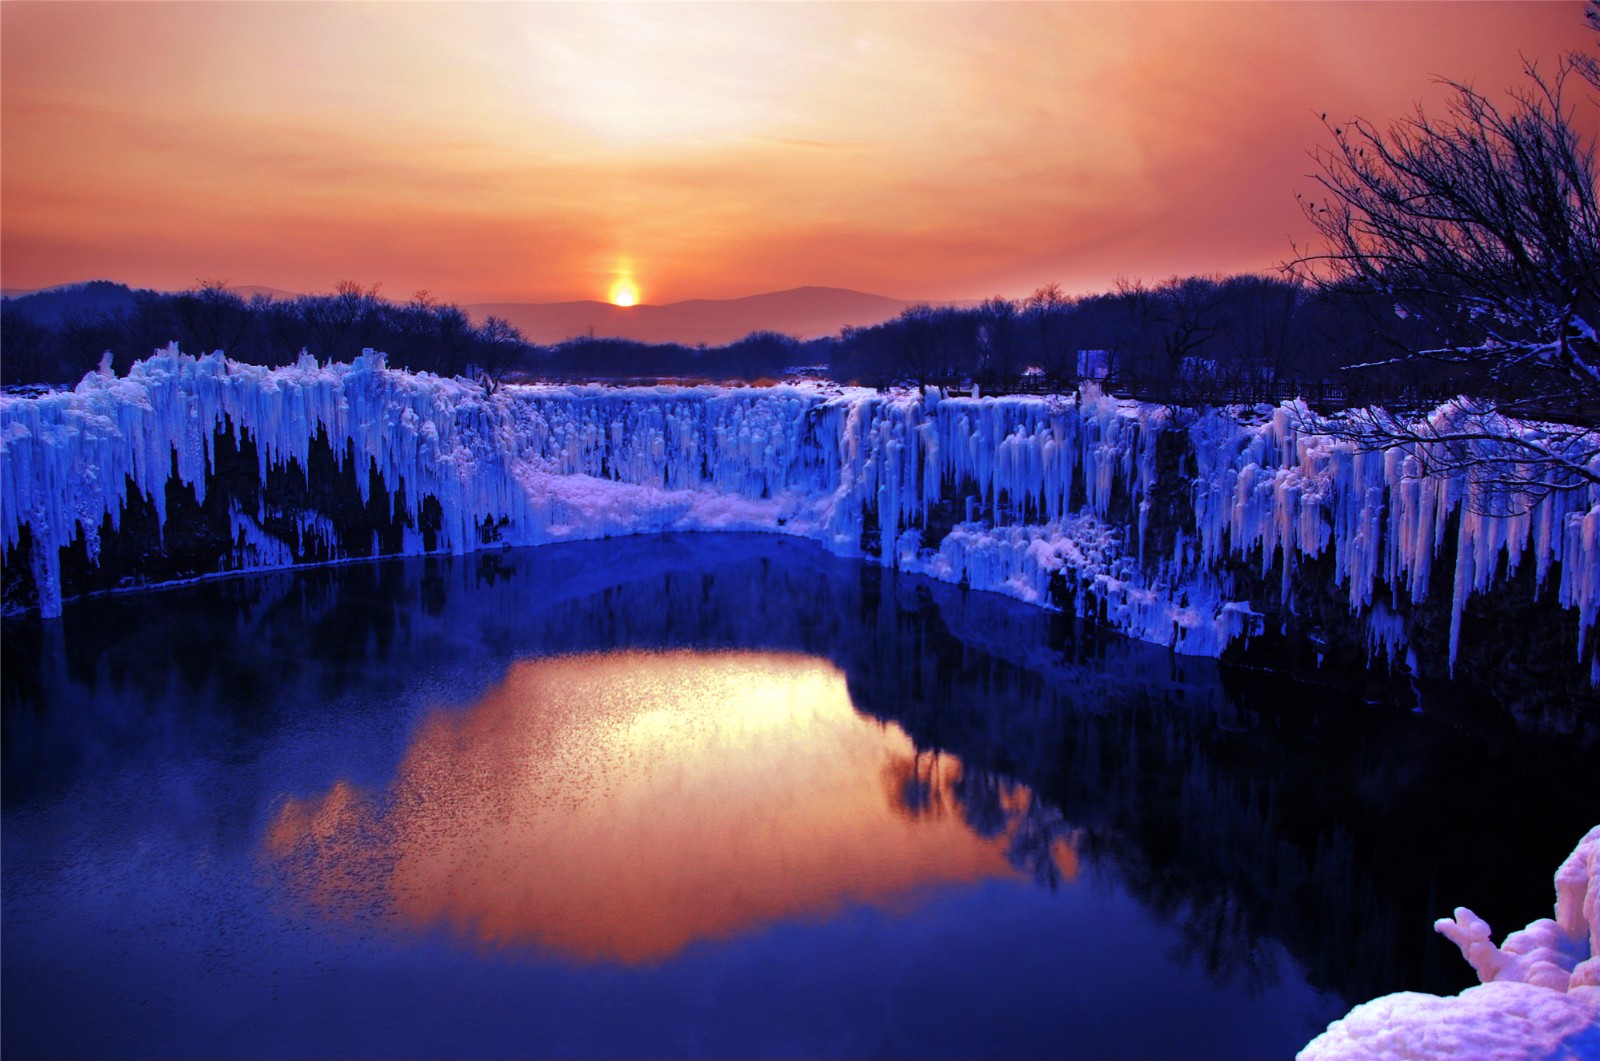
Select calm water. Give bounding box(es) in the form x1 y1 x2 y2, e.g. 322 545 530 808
4 534 1597 1059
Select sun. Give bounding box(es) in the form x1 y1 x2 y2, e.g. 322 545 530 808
610 278 640 307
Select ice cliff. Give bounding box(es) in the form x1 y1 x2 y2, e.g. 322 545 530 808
1300 825 1600 1061
5 349 1600 678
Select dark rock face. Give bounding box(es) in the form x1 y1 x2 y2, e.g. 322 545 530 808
1209 510 1600 735
3 417 435 610
1141 421 1198 565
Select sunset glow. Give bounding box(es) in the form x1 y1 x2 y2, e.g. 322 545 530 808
264 651 1071 963
610 276 639 307
1 2 1592 303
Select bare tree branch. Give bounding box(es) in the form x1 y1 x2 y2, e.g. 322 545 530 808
1288 57 1600 405
1298 397 1600 515
1286 22 1600 509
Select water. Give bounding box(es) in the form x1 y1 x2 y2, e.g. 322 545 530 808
4 533 1596 1059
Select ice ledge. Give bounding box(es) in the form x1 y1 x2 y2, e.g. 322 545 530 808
1301 825 1600 1061
5 350 1600 682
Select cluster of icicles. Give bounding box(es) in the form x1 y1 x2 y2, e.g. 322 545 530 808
4 349 1599 673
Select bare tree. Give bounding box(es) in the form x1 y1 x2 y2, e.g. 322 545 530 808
1099 276 1160 390
296 280 383 363
475 315 527 394
893 304 939 390
1289 23 1600 507
1311 399 1600 514
174 280 252 357
1023 283 1073 385
1291 57 1599 414
1152 275 1223 401
977 296 1020 384
1217 275 1308 388
1577 1 1600 90
1 303 53 384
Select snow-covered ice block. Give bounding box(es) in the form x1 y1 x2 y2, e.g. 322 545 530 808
1435 825 1600 994
1297 982 1599 1061
1302 825 1600 1060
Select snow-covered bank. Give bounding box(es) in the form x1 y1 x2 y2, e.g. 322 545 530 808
5 350 1600 684
1300 825 1600 1060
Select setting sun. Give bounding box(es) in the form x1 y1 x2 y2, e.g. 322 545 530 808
610 277 639 307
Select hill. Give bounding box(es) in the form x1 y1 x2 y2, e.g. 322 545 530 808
466 286 911 345
3 282 917 346
1 281 145 325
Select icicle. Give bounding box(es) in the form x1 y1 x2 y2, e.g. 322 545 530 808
4 351 1597 687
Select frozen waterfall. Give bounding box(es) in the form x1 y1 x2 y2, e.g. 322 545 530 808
5 349 1600 674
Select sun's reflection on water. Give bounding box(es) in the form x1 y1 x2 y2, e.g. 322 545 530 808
265 650 1076 963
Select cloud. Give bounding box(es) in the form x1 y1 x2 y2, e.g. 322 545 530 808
3 1 1592 302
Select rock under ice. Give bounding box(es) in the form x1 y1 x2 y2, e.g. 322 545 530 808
5 349 1600 675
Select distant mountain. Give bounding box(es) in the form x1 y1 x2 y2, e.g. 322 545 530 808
2 282 308 325
2 281 146 325
465 287 912 346
4 282 920 347
232 284 303 301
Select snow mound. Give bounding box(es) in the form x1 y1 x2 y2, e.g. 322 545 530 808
1301 825 1600 1060
1298 982 1598 1061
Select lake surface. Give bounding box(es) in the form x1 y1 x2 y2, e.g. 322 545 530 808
4 534 1597 1059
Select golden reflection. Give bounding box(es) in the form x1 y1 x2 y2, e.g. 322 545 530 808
265 651 1079 963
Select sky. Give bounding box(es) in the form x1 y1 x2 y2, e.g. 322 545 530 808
2 1 1593 306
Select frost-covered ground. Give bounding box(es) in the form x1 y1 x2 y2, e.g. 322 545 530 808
6 349 1600 679
1301 826 1600 1060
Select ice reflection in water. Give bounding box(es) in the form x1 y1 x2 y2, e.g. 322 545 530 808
266 650 1076 963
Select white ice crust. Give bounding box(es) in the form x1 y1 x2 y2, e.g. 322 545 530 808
1301 825 1600 1061
5 350 1600 673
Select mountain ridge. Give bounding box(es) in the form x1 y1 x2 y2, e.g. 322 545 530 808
4 281 921 345
465 285 913 345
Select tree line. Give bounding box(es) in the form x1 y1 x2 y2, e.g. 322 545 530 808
825 275 1468 407
0 280 830 390
0 272 1478 406
0 281 520 387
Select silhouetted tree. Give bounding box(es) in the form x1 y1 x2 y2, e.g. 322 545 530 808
1215 276 1307 388
1022 283 1073 384
0 304 52 385
1093 277 1161 391
1151 276 1223 401
1290 18 1600 505
474 315 527 393
1292 54 1599 415
56 308 129 380
889 304 978 390
173 281 252 357
977 297 1021 384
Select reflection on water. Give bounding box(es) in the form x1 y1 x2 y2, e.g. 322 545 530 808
5 534 1597 1059
267 651 1073 963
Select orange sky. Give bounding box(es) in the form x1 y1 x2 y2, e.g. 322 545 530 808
2 2 1592 305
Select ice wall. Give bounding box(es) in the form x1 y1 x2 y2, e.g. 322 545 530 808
5 349 1600 674
1193 401 1600 672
